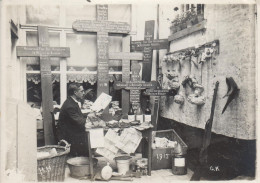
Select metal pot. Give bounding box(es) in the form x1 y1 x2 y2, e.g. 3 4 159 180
67 157 98 178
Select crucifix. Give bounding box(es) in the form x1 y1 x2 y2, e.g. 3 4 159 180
72 4 131 114
131 20 169 82
113 62 158 107
109 52 143 115
17 26 70 145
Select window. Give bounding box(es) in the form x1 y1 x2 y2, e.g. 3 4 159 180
23 4 131 108
181 4 204 16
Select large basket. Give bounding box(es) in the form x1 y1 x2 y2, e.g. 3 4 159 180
37 140 71 182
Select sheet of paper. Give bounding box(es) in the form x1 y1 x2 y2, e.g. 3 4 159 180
91 92 112 112
96 129 120 160
89 128 104 148
115 128 142 154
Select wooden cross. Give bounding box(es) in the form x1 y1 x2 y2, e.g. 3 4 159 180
72 4 131 114
131 20 169 82
114 69 158 106
16 26 70 145
109 52 143 115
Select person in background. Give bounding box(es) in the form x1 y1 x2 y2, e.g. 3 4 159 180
57 83 89 157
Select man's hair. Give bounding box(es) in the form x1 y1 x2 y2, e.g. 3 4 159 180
68 83 81 96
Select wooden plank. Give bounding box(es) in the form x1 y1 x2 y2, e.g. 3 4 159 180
109 52 143 60
131 61 141 104
150 39 168 50
145 89 169 96
38 26 55 145
16 46 70 57
72 20 131 34
121 36 131 115
97 4 108 21
17 102 37 181
168 20 207 42
142 21 154 82
97 31 110 112
40 56 55 145
131 41 144 52
114 81 157 90
72 5 130 34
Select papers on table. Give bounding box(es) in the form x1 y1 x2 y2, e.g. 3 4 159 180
115 128 142 154
89 128 105 148
96 129 120 160
95 128 143 160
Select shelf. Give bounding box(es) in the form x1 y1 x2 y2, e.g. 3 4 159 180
168 20 207 42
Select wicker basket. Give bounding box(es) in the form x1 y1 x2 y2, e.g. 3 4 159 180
37 140 71 182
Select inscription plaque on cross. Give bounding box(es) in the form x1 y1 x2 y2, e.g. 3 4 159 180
72 4 131 114
131 20 169 82
17 26 70 145
109 52 143 115
144 85 169 130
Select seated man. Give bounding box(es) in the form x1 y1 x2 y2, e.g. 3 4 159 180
57 83 88 157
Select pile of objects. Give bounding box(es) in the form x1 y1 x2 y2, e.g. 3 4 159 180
152 137 178 149
109 101 121 116
85 111 106 129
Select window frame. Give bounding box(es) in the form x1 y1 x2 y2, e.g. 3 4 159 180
21 26 123 105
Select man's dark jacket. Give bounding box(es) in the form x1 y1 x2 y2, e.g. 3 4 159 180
57 97 88 156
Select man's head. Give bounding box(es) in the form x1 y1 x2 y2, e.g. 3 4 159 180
68 83 84 100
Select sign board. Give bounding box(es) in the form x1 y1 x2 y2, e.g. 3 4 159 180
145 89 169 96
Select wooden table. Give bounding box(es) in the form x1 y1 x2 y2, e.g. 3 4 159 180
86 127 153 180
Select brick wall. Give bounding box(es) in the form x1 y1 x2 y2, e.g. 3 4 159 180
161 4 256 140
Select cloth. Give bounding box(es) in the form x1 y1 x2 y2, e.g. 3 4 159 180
57 97 88 156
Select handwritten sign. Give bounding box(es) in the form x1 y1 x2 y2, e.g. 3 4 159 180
114 80 158 104
145 89 169 96
16 46 70 57
114 81 157 90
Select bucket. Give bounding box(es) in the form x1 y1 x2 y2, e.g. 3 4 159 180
67 157 98 178
115 156 131 175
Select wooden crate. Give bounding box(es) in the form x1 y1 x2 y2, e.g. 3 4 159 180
151 129 188 170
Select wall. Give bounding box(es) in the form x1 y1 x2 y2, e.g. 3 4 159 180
160 4 256 140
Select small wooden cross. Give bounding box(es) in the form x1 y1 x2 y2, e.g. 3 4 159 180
131 20 169 82
72 5 131 115
109 52 143 115
17 26 70 145
114 76 158 106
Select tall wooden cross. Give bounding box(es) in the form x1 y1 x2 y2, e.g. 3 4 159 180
72 4 131 114
17 26 70 145
109 52 143 115
131 20 169 82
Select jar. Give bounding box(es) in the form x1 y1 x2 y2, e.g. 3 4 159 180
172 154 187 175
